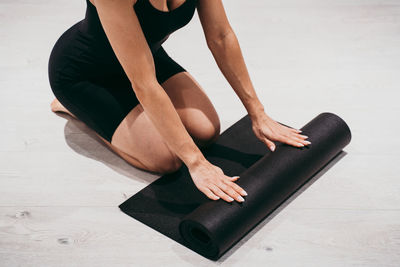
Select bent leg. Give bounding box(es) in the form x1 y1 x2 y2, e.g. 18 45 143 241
51 78 182 174
110 103 183 174
110 71 221 172
161 71 221 147
51 68 220 174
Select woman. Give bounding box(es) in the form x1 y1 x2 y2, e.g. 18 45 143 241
48 0 311 204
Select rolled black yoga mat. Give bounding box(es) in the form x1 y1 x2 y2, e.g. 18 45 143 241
119 112 351 260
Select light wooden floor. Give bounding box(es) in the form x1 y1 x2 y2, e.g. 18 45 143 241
1 0 399 266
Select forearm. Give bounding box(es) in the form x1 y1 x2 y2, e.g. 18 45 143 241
134 82 206 169
208 31 265 121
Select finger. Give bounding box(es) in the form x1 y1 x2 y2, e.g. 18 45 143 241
274 132 306 147
290 128 302 133
286 127 301 133
282 127 301 138
291 133 309 140
291 135 312 145
201 187 220 201
224 179 247 196
261 138 276 152
287 132 310 145
209 184 235 202
228 175 240 181
274 133 296 146
281 136 306 147
216 180 245 202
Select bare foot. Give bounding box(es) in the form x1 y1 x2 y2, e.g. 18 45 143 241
50 98 77 119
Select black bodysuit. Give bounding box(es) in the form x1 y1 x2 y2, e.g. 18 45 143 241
48 0 197 142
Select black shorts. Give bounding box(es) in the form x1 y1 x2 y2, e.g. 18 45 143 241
48 21 186 143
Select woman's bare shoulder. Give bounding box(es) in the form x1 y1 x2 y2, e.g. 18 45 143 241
89 0 138 8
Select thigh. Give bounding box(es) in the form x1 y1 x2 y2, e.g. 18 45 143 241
152 46 221 142
161 71 221 145
52 79 139 143
110 71 221 169
110 103 183 173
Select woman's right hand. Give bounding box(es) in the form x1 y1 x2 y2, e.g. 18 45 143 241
188 160 248 203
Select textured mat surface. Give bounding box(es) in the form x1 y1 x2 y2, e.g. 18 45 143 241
119 112 352 260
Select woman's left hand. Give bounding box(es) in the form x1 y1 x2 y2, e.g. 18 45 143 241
251 112 311 152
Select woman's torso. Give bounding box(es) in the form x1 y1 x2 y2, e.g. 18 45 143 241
81 0 197 52
48 0 197 86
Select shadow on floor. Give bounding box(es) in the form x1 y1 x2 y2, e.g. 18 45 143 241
56 112 159 184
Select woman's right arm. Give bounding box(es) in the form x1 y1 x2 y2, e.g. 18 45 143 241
93 0 247 202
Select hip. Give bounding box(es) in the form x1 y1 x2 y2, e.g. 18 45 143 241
48 21 128 92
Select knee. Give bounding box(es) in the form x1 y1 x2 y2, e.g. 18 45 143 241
149 148 183 174
190 118 221 148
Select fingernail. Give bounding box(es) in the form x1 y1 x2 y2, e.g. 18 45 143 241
233 176 240 179
270 146 275 152
238 196 245 202
298 130 302 133
241 190 248 196
228 197 234 202
305 141 311 144
299 143 304 147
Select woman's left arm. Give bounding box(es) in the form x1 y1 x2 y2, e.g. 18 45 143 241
196 0 311 151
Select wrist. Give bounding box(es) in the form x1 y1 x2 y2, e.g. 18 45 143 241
248 102 267 122
184 151 208 171
175 140 208 170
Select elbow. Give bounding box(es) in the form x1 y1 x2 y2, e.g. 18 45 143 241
206 28 235 51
